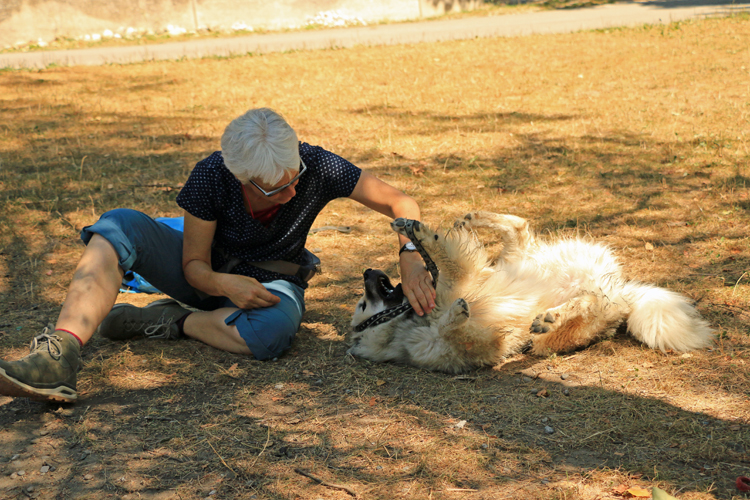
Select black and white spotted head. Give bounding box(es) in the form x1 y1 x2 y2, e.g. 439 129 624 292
350 269 406 327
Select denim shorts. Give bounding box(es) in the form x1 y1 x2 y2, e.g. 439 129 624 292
81 208 305 360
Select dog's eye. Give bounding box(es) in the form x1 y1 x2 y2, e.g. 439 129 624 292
360 302 367 311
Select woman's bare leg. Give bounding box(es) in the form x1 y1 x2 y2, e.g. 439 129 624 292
0 234 123 402
183 309 252 355
55 234 124 344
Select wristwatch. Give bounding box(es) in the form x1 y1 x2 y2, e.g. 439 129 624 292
399 242 418 255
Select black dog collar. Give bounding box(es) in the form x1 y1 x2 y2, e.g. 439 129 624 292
353 303 413 332
354 218 440 333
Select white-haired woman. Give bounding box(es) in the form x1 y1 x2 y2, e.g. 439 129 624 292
0 108 435 403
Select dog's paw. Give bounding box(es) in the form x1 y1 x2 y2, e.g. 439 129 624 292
455 212 530 234
390 218 440 249
391 218 424 241
391 218 412 234
454 212 479 229
530 312 556 334
439 298 471 332
452 298 470 318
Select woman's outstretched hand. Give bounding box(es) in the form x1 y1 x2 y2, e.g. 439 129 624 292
399 251 435 316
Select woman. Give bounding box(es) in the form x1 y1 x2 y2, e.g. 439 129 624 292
0 108 435 403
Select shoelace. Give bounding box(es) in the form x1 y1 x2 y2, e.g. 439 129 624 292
121 313 173 336
122 319 153 332
143 316 176 339
29 330 63 360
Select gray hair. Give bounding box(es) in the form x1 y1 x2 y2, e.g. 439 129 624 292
220 108 300 185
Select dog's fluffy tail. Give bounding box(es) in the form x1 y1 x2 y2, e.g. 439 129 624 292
621 282 714 352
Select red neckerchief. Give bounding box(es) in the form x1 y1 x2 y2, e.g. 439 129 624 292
241 184 280 227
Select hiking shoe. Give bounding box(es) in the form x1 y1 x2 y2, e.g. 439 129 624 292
0 329 82 403
97 299 190 341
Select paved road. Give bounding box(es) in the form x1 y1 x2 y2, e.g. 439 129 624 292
1 0 748 69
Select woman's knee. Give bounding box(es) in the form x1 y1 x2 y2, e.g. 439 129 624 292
225 307 301 360
80 209 148 271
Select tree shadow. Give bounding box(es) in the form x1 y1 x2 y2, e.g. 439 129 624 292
347 106 579 136
0 336 746 498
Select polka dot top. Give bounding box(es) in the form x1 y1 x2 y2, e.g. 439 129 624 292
176 142 362 288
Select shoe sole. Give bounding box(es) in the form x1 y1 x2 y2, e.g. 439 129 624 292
0 367 77 403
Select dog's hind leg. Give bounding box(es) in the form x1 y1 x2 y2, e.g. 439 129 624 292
455 212 534 262
529 293 626 355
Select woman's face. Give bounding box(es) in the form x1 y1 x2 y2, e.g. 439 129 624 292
247 169 300 204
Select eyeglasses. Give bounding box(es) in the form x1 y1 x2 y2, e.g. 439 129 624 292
248 159 307 197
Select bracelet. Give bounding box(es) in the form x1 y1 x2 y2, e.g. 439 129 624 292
399 242 417 255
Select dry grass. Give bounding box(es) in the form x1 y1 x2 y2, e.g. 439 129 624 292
0 15 748 500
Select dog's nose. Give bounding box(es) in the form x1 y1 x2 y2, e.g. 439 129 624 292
363 268 374 279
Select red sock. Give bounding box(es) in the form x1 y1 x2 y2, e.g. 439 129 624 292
176 313 192 336
55 328 83 346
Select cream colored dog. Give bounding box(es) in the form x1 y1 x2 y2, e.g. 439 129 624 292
349 212 714 373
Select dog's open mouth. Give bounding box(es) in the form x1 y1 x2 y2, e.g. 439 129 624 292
364 269 405 307
377 274 395 297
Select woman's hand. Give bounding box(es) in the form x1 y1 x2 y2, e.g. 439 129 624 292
216 273 281 310
182 212 280 309
399 251 435 316
347 170 435 314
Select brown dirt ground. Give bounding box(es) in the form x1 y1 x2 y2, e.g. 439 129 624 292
0 14 748 500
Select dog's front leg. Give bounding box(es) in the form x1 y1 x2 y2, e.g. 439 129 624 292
437 298 471 335
390 219 465 289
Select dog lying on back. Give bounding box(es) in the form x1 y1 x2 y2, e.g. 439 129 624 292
348 212 713 373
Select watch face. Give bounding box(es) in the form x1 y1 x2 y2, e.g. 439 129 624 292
405 243 417 251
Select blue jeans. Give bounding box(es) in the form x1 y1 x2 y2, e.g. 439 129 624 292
81 209 305 360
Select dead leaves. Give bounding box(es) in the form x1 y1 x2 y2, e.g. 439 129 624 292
613 484 654 498
409 164 425 177
627 486 652 498
613 484 631 495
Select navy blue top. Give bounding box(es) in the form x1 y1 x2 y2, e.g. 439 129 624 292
176 142 362 288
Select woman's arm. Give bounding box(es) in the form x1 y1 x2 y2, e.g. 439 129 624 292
182 211 280 309
348 171 436 316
